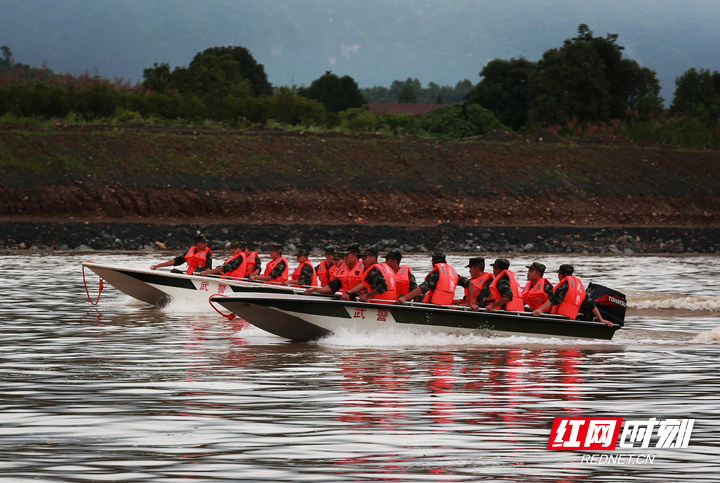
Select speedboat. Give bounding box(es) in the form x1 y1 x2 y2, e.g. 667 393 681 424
211 292 623 341
81 262 304 308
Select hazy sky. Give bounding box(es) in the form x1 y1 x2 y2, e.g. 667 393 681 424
2 0 719 102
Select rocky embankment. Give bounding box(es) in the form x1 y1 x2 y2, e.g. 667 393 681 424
1 125 718 253
2 221 718 255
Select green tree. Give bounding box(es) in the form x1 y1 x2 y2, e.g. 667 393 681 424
467 57 536 131
141 63 173 94
0 45 12 66
398 83 417 103
528 24 663 125
670 68 720 121
417 104 508 139
339 106 378 131
297 71 366 113
189 46 271 96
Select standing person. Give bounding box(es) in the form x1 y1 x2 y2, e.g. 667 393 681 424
285 248 319 286
532 264 612 326
150 234 212 274
199 241 246 279
456 257 494 306
482 258 524 312
521 262 554 312
249 244 288 283
395 252 459 306
241 242 261 278
344 248 397 304
316 245 339 287
383 250 417 297
304 245 364 296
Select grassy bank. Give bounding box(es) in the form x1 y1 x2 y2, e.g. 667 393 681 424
1 125 718 227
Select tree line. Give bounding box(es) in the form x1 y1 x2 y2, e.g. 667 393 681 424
1 24 719 145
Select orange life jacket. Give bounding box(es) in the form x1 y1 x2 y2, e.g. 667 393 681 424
488 270 524 311
263 256 289 283
316 260 337 287
551 276 586 320
184 246 212 275
243 251 259 277
464 272 494 302
360 262 397 304
335 261 364 293
522 278 551 311
394 265 412 295
220 253 247 279
292 260 318 286
422 263 459 305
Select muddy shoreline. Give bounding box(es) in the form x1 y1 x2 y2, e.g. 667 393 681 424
2 221 718 254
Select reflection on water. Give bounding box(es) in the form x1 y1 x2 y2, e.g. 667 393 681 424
0 252 719 482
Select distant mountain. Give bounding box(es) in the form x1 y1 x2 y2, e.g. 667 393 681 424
2 0 720 103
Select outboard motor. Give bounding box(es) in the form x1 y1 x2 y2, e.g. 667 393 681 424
586 283 627 326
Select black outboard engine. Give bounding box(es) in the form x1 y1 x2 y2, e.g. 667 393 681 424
586 283 627 326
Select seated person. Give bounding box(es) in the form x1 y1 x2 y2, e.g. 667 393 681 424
199 241 245 279
532 264 612 326
150 234 212 274
396 252 458 306
284 248 318 286
249 244 288 283
456 257 493 306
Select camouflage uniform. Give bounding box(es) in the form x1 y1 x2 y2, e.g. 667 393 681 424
296 264 315 286
358 266 389 294
172 249 212 272
492 273 514 301
267 259 288 280
548 281 597 314
405 270 419 293
458 275 493 303
418 270 440 294
221 253 244 274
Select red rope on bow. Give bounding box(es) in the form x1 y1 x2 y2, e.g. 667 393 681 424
208 293 236 319
82 263 104 305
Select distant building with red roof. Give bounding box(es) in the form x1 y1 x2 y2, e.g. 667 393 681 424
368 103 442 117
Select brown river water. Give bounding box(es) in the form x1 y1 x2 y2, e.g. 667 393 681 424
1 252 719 482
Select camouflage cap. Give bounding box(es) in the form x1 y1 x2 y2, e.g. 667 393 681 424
557 264 574 275
230 241 245 249
431 251 446 263
269 243 283 252
296 248 309 257
525 262 546 273
490 258 510 270
360 247 379 258
324 245 338 256
466 257 485 268
194 234 207 243
384 250 403 262
344 244 362 254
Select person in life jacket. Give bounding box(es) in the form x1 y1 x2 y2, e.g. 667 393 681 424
240 241 261 278
343 247 397 304
533 264 612 326
521 262 554 312
456 257 494 307
396 252 459 306
481 258 524 312
305 244 364 296
199 241 246 278
284 248 319 286
315 245 339 287
383 250 418 297
249 243 288 283
150 234 213 274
